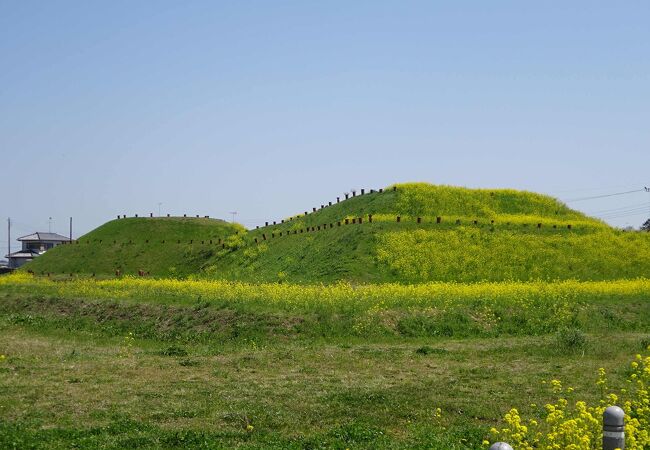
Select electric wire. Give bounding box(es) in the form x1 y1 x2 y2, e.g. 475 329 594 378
565 189 646 202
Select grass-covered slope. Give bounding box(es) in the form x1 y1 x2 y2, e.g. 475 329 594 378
26 217 243 277
206 183 650 283
24 183 650 282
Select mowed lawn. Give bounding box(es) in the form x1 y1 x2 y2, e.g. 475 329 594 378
1 310 648 448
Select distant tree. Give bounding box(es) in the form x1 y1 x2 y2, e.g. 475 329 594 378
642 218 650 232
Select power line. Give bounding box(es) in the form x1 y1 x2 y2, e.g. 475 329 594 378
565 189 645 202
592 205 650 218
597 208 650 220
598 212 648 220
586 202 650 215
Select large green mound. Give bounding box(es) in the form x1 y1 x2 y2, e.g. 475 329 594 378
26 183 650 282
26 217 243 277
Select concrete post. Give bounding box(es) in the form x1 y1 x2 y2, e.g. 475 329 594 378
603 406 625 450
489 444 513 450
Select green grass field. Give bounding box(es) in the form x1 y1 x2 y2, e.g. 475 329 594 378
23 183 650 283
3 183 650 448
1 274 649 448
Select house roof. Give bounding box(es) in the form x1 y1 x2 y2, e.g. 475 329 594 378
17 232 70 242
6 249 41 259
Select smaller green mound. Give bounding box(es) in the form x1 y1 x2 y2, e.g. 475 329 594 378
26 217 243 277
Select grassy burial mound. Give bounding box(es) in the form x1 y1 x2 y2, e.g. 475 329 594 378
26 217 243 277
24 183 650 281
208 183 650 283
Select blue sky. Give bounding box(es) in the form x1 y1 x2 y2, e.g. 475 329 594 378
2 1 649 253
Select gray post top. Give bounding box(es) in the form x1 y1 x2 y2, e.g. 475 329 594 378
489 443 514 450
603 405 625 429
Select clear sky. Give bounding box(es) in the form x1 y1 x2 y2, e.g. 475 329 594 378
2 1 649 255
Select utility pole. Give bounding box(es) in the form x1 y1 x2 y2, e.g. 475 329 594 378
7 218 10 261
158 202 163 217
48 217 53 233
69 217 73 242
229 211 238 223
646 187 650 227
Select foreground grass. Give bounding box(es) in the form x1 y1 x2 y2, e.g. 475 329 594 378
1 275 649 448
2 274 650 340
1 322 648 449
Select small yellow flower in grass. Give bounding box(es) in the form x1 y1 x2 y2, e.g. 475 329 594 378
246 424 254 432
482 440 490 446
0 354 5 361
